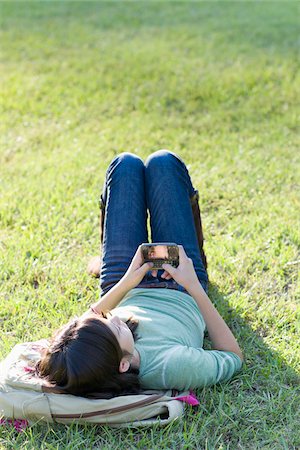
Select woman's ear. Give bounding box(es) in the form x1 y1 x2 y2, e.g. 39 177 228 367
119 357 130 373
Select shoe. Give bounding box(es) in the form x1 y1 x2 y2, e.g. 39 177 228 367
87 256 101 278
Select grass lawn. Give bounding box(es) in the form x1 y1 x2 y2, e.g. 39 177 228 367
0 1 299 448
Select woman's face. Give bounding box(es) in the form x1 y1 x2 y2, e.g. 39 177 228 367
101 315 135 356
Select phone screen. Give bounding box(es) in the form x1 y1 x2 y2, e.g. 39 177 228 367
147 245 169 259
141 243 179 269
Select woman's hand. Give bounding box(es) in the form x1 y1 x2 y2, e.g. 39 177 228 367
121 245 153 291
162 245 200 290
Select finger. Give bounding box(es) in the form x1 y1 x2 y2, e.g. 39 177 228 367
178 245 189 262
134 262 153 278
161 271 172 280
130 246 143 268
151 270 158 278
162 263 176 275
136 245 143 260
139 262 153 276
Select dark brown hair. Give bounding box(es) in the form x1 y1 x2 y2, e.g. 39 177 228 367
36 315 140 399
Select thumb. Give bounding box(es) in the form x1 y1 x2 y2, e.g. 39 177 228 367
162 263 176 275
139 262 153 275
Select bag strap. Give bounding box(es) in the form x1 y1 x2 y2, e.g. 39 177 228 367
50 393 164 420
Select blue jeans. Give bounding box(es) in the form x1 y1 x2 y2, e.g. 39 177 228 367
99 150 208 296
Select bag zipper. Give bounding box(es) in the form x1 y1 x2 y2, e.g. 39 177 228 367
52 393 164 420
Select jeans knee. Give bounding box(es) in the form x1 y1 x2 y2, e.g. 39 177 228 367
109 152 144 174
145 149 182 172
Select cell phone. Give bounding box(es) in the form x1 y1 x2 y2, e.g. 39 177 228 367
141 243 179 270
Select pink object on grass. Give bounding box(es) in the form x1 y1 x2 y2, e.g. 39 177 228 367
24 366 36 373
0 418 29 432
176 390 199 406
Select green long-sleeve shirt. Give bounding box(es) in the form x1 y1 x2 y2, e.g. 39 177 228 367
112 288 242 391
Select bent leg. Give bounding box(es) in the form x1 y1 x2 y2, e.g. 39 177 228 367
100 153 148 295
145 150 208 292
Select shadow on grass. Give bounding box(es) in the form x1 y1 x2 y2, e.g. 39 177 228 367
208 281 300 390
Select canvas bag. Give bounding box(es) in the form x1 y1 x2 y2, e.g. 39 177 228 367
0 341 194 428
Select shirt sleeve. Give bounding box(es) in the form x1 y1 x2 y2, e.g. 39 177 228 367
163 346 243 391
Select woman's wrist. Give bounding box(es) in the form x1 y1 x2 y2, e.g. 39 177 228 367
186 279 205 297
90 305 102 315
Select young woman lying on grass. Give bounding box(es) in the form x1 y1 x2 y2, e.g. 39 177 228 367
37 150 243 397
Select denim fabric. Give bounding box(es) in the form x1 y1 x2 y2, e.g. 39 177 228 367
99 150 208 296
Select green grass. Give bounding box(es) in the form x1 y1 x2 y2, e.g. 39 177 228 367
0 1 299 448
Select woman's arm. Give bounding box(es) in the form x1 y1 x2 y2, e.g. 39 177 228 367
90 279 131 315
186 281 243 360
89 246 153 315
162 246 243 360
